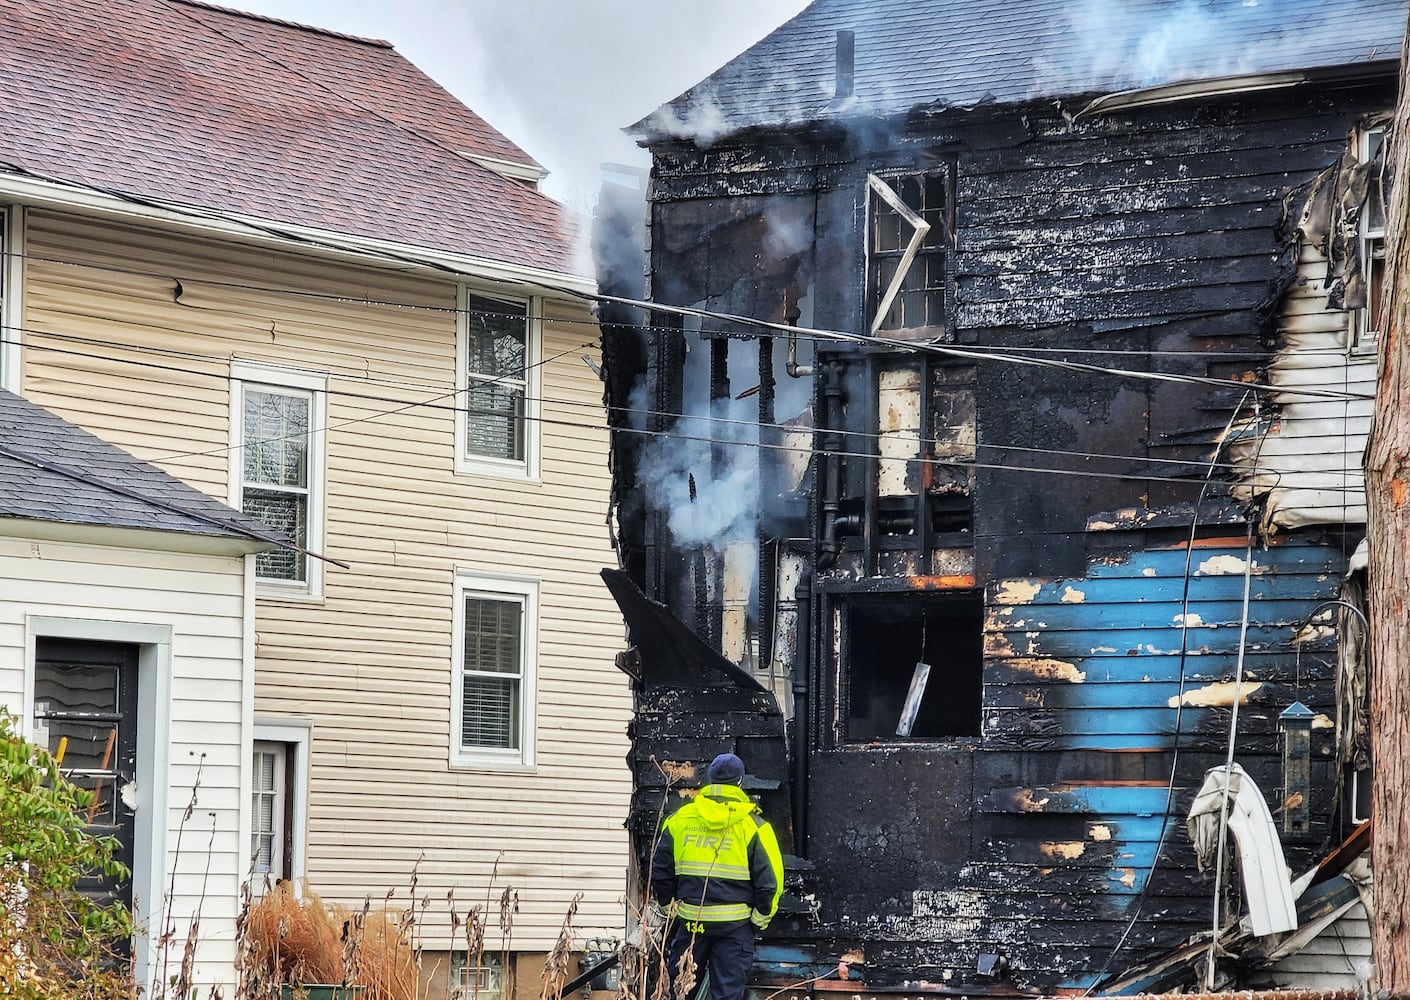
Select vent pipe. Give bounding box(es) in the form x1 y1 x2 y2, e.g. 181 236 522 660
834 30 855 100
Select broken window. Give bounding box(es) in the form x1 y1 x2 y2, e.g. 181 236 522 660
839 590 983 742
1354 128 1386 350
868 170 952 335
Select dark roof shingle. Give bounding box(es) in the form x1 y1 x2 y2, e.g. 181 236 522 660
0 389 284 544
637 0 1407 141
0 0 582 276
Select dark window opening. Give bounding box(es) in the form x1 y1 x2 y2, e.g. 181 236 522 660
844 591 983 741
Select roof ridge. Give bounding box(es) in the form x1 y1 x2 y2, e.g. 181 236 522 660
166 0 394 49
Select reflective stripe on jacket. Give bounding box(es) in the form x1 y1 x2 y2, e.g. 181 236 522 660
650 783 784 932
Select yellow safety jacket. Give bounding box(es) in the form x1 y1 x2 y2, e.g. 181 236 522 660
650 783 784 932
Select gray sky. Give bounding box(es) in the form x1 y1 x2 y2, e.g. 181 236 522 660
231 0 810 207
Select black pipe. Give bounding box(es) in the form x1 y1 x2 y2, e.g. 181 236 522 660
817 359 847 570
791 567 812 857
758 334 777 670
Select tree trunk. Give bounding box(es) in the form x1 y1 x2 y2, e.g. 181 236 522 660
1365 18 1410 996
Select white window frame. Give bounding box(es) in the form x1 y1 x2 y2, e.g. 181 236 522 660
1353 127 1387 354
251 741 287 882
454 286 541 480
1 206 23 393
251 719 310 888
450 571 538 770
229 360 327 598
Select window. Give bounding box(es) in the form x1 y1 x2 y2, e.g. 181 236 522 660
449 952 504 1000
868 171 953 335
838 591 983 743
1354 128 1387 351
451 573 537 768
251 741 287 880
250 721 309 887
456 290 540 477
230 362 326 594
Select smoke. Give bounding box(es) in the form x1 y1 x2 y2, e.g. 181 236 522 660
1035 0 1393 95
649 87 734 148
634 333 763 550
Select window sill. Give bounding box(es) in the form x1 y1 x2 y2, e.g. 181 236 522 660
454 454 540 482
449 753 536 773
255 583 324 605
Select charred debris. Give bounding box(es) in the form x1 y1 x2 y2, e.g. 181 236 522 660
593 1 1400 993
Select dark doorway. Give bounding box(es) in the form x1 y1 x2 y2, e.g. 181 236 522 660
844 591 983 741
33 638 139 930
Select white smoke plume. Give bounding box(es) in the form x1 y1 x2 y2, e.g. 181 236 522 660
634 332 764 550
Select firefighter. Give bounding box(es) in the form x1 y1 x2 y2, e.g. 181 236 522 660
650 752 785 1000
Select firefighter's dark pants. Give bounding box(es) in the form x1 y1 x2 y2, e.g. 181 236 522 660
665 920 755 1000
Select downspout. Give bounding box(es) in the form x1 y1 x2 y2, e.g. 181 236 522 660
758 329 778 671
792 568 812 857
817 358 846 569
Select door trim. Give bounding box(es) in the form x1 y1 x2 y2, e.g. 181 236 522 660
25 615 172 988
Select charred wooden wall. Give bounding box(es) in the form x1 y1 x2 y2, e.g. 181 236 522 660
601 79 1391 993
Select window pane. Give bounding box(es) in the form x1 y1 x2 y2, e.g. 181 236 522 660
245 488 308 580
467 296 528 378
462 675 520 749
466 384 525 461
464 598 522 674
244 390 309 487
254 753 272 791
461 597 523 751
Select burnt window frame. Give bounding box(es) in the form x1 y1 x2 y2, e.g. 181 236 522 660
865 167 956 339
1353 127 1387 353
822 585 985 748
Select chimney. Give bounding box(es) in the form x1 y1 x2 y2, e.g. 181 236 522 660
834 30 855 100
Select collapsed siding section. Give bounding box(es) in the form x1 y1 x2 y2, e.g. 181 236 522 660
1229 124 1380 531
19 209 631 949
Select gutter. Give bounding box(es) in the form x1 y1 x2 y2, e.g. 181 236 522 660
0 169 596 299
1078 60 1399 119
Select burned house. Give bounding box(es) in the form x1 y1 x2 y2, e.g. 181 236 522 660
596 0 1403 993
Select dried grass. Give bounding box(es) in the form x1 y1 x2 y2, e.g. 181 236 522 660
239 882 419 1000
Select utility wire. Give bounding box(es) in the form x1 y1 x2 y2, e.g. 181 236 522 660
4 331 1351 492
0 248 1368 362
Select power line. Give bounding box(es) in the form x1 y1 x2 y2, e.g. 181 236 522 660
0 247 1364 363
4 331 1363 493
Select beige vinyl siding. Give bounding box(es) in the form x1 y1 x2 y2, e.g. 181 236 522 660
20 209 632 948
0 534 251 987
1270 898 1372 987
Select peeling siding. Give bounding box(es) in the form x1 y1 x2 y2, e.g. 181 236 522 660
1231 241 1374 530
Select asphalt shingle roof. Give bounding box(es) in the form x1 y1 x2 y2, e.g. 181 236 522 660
0 389 284 544
0 0 582 276
636 0 1407 141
